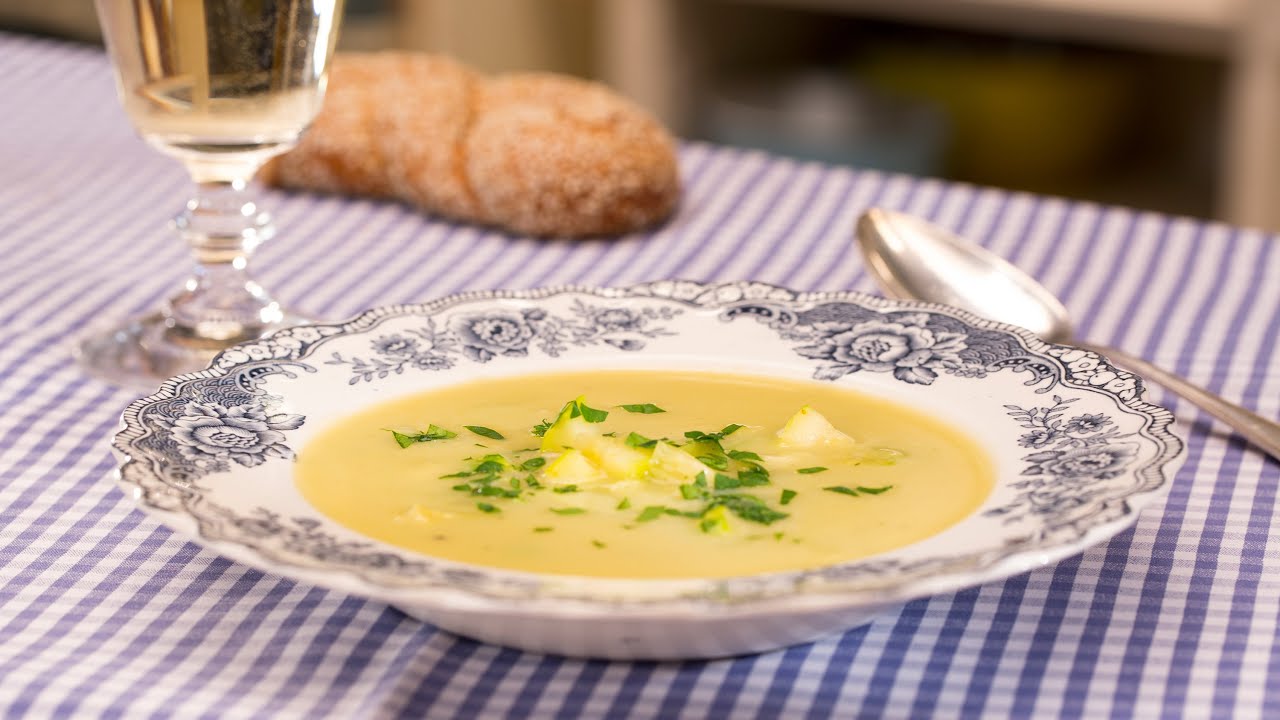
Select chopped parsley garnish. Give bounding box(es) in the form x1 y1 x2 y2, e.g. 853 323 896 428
531 419 552 437
637 506 667 522
476 502 500 513
699 505 730 534
472 455 507 474
736 470 769 487
465 425 505 440
714 494 788 525
533 527 553 533
713 473 742 490
619 403 666 414
823 485 894 497
679 483 705 500
797 466 828 474
550 507 586 515
563 397 609 423
727 450 762 462
617 497 632 510
697 454 729 471
625 432 659 449
552 485 579 494
518 457 546 471
780 489 797 505
592 540 607 549
390 424 457 447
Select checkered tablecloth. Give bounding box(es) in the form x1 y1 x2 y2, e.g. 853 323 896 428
2 32 1278 718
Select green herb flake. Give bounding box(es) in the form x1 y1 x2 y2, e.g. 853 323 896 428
531 420 552 437
716 494 789 525
780 489 798 505
552 485 580 494
533 527 553 533
727 450 762 462
857 485 893 495
591 540 607 549
824 485 860 497
617 497 632 510
619 403 666 414
465 425 505 440
797 466 828 474
625 432 659 449
576 399 610 423
476 502 500 513
713 473 741 490
473 460 505 475
737 470 770 487
637 506 667 522
699 506 730 534
425 425 457 440
389 422 460 445
679 483 705 500
721 423 745 436
697 454 729 471
550 507 586 515
518 457 547 472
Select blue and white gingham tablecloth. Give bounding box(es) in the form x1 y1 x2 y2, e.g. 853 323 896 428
1 32 1278 718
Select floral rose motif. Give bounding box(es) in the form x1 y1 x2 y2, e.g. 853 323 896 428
1018 429 1058 449
163 402 304 467
795 314 966 384
1063 413 1111 434
450 310 541 362
371 334 420 356
1023 443 1138 480
592 307 643 332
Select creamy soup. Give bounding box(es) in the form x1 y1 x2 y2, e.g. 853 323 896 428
295 370 993 579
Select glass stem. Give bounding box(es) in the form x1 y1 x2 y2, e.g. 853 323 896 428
165 178 285 346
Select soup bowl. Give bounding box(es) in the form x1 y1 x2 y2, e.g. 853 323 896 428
112 281 1184 659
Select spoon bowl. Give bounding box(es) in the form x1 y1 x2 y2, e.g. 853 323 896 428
856 207 1280 462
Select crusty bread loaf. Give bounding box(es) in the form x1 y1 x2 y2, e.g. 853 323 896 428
259 52 681 238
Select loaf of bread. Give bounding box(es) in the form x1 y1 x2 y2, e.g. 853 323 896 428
259 52 681 238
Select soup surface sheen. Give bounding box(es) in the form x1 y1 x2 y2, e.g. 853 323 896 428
295 370 993 578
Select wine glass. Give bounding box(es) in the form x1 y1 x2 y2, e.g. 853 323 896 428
80 0 344 388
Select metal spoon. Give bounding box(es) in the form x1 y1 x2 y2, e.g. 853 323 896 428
856 207 1280 461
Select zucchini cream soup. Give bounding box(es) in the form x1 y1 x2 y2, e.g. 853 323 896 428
295 371 993 579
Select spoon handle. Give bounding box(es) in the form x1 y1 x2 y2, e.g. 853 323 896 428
1080 341 1280 461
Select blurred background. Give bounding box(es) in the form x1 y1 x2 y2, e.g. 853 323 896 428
4 0 1276 230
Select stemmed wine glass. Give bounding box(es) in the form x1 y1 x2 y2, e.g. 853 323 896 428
81 0 344 388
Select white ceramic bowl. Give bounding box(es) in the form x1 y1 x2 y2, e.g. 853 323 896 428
112 281 1184 659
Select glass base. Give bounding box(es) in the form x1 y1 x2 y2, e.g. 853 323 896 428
75 308 310 391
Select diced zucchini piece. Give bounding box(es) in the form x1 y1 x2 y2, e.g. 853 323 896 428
540 401 600 453
776 406 855 448
583 436 651 480
543 448 607 485
647 441 712 483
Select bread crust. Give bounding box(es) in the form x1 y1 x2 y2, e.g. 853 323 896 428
261 52 680 238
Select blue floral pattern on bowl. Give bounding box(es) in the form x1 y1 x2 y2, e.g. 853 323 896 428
112 281 1183 624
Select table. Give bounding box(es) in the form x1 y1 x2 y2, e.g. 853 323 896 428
2 31 1278 718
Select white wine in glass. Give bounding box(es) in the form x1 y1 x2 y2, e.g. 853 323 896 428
82 0 344 388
